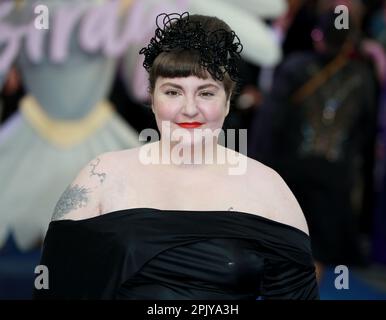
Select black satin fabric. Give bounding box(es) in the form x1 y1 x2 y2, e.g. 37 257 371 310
33 208 319 300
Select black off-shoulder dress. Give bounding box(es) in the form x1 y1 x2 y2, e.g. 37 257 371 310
33 208 319 300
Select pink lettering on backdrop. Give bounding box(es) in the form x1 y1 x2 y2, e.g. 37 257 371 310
51 5 87 63
79 0 154 57
79 2 110 53
0 0 189 77
25 22 46 63
0 2 24 73
103 0 144 56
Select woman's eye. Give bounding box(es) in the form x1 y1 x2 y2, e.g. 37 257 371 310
165 90 180 96
200 91 215 97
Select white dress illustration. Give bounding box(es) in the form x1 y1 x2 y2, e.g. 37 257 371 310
0 0 140 250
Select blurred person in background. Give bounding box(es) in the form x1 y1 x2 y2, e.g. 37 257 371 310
365 0 386 265
249 8 378 280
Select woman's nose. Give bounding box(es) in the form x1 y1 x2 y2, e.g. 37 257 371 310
181 96 199 118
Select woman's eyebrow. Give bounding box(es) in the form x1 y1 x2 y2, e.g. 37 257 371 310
159 83 220 90
197 84 220 90
159 83 183 89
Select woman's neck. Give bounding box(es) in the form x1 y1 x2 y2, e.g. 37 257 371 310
138 141 247 175
157 139 226 167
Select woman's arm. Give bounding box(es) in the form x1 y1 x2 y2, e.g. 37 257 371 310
270 169 309 235
51 153 111 221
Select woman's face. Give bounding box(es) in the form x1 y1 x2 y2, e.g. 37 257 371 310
151 75 230 146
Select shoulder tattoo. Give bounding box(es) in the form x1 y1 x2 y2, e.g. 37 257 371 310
51 184 90 221
89 157 106 184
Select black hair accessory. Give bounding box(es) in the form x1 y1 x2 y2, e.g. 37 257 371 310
139 12 243 82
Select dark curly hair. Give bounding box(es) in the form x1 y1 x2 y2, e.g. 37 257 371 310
139 12 243 98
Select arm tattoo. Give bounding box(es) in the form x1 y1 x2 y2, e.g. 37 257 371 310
89 157 106 184
51 184 90 221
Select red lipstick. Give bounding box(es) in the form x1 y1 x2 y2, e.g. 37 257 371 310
177 122 204 129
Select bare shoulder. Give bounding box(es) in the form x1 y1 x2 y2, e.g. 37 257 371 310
245 157 309 235
51 150 127 221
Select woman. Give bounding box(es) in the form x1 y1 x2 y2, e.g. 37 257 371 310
34 12 319 300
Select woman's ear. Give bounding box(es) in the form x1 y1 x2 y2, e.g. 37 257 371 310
225 97 231 117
